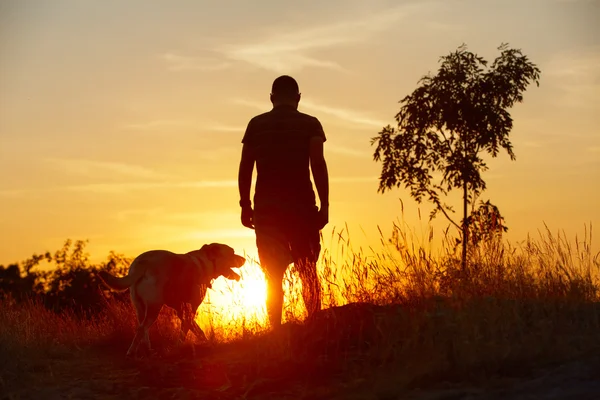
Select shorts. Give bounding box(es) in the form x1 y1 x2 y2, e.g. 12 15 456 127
254 206 321 272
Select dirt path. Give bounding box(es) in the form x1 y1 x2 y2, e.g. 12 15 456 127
4 347 600 400
401 355 600 400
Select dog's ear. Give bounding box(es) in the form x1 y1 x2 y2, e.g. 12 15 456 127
200 243 221 260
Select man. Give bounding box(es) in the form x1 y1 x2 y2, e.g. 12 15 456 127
238 75 329 328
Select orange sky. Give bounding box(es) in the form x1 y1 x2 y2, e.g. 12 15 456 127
1 0 599 266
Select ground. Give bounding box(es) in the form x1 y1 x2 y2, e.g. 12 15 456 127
3 307 600 400
4 347 600 399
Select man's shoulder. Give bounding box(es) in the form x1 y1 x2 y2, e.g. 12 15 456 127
248 111 272 124
251 109 320 122
296 110 322 124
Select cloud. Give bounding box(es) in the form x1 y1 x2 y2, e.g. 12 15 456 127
0 176 378 198
172 3 433 74
114 208 163 222
301 100 388 128
45 158 174 181
161 52 232 72
423 21 465 32
513 140 543 149
113 208 239 223
64 180 238 194
65 176 376 194
185 228 255 240
330 176 377 184
216 7 406 73
205 124 245 133
120 119 201 131
195 146 240 162
232 98 387 128
327 144 371 158
545 48 600 109
120 118 244 134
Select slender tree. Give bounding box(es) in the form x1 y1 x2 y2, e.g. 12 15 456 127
372 44 540 270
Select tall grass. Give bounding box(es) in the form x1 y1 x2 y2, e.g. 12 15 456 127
1 222 599 394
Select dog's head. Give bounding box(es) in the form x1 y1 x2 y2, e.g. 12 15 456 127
197 243 244 282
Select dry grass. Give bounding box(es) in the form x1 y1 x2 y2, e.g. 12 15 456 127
1 223 599 397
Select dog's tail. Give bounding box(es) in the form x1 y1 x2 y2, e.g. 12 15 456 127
98 267 143 291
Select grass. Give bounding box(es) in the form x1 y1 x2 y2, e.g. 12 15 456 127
1 222 599 399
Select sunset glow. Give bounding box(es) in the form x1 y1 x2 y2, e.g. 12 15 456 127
1 1 599 325
196 259 270 333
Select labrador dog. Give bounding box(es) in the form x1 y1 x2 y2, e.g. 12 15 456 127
98 243 244 357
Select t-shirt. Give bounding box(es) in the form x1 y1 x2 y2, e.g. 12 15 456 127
242 104 326 212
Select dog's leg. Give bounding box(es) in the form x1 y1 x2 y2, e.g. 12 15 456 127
177 304 192 343
190 319 208 342
189 303 207 341
126 286 146 357
139 303 162 354
128 326 145 357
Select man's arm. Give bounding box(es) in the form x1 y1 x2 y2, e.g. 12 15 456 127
309 136 329 228
238 143 256 229
238 143 255 206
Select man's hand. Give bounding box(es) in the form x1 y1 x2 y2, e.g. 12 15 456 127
241 206 255 229
316 206 329 230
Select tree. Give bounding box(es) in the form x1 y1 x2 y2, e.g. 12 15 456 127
466 199 508 247
371 44 540 271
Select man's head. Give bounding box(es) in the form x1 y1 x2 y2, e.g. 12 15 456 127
270 75 301 107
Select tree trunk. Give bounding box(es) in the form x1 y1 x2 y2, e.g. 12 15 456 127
462 180 468 272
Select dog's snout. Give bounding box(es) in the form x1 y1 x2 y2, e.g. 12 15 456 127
234 255 246 268
227 269 242 281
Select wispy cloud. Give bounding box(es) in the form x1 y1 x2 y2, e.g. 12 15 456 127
195 146 240 161
232 98 387 128
513 140 544 149
215 6 409 73
205 124 245 133
120 119 201 131
64 180 237 194
161 52 232 72
114 207 163 222
46 158 173 181
327 144 371 158
66 176 376 194
301 100 388 128
545 48 600 109
330 176 377 184
185 228 255 240
120 118 244 134
113 208 239 223
423 20 466 32
167 3 433 74
0 176 377 198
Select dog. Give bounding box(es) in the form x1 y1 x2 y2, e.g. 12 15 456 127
98 243 244 357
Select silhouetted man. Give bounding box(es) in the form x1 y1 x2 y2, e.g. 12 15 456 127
238 75 329 328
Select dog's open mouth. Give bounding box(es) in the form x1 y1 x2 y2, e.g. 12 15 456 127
228 269 242 281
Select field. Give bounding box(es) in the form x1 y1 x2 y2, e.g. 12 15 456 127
1 223 600 399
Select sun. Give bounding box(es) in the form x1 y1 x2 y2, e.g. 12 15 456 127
197 258 269 331
237 270 267 310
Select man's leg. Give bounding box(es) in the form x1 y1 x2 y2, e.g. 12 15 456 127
255 222 292 329
264 265 286 328
296 257 322 320
291 210 322 321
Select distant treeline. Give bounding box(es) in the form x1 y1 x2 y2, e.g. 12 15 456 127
0 239 131 316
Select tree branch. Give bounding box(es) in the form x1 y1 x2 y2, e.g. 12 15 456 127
428 188 461 231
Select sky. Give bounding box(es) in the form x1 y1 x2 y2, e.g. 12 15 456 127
1 0 599 266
